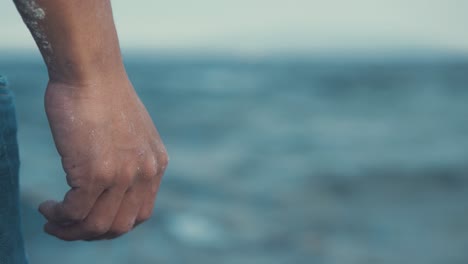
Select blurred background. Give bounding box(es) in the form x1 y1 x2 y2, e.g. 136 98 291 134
1 0 468 263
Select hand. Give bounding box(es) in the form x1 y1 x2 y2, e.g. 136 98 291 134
38 77 168 241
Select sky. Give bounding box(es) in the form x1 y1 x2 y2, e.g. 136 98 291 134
0 0 467 56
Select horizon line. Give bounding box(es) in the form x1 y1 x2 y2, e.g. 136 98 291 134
1 47 468 63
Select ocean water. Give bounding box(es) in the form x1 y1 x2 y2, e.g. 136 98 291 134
1 56 468 264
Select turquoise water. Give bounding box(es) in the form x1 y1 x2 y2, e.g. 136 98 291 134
1 56 468 263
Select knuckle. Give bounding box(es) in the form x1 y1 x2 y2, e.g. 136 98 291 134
118 165 136 186
141 158 158 181
159 152 169 170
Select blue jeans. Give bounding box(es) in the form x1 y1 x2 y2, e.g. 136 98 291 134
0 76 28 264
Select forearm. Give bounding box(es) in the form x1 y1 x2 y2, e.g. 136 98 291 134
13 0 126 85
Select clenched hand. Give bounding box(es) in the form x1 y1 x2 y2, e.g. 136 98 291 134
38 77 168 241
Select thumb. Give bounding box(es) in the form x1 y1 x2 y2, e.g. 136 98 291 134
39 200 58 217
39 200 79 226
38 200 62 223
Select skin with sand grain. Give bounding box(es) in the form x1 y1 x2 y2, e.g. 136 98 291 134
16 0 53 61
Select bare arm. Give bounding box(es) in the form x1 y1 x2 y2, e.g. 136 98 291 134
14 0 125 84
14 0 168 241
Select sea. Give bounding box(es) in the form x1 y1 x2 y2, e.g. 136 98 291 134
1 54 468 264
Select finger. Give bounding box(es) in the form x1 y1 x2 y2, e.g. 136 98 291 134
99 186 143 240
134 175 162 227
134 156 165 227
43 186 126 241
39 185 104 224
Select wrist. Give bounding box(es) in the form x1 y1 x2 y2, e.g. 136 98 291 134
46 71 132 100
47 53 127 87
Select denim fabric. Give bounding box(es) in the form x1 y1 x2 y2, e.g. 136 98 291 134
0 76 28 264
